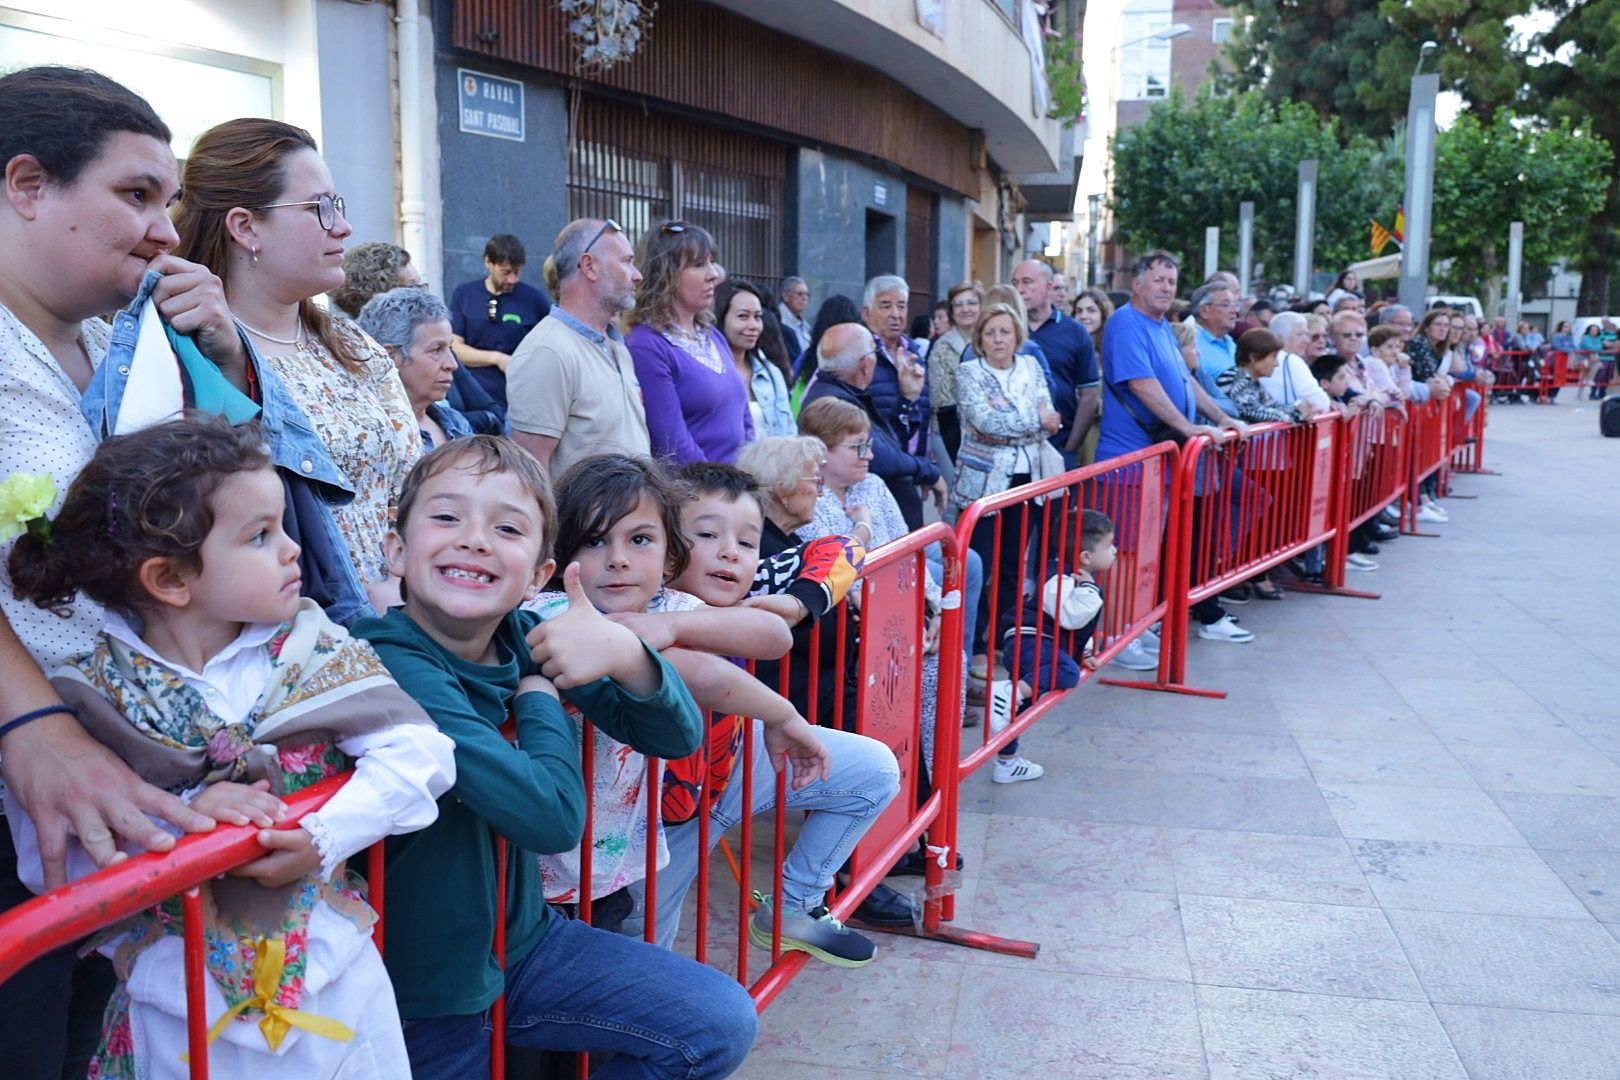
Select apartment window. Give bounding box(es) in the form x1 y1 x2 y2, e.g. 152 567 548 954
1212 18 1233 44
1118 0 1174 101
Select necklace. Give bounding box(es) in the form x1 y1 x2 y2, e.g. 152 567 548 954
238 317 306 346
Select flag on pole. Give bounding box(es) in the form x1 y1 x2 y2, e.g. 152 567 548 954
1371 219 1392 255
1393 206 1406 244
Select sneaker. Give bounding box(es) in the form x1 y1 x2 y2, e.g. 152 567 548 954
1221 584 1252 605
749 892 876 967
1345 553 1379 572
988 679 1017 733
1111 638 1160 671
1416 505 1447 524
1379 506 1401 526
993 755 1045 784
1421 498 1450 521
1141 625 1162 653
1197 615 1255 643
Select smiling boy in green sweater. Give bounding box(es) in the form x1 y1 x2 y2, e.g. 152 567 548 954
353 436 756 1079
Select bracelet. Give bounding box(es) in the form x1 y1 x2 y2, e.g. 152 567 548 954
0 703 79 742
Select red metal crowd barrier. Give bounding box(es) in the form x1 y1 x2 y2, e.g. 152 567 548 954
0 526 960 1078
1400 398 1451 534
1316 408 1407 595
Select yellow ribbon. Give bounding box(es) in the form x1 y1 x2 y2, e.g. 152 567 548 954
190 936 356 1059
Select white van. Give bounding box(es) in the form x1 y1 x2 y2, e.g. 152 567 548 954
1426 294 1484 319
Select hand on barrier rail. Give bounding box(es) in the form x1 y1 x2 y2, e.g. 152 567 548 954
233 822 323 888
1216 415 1252 440
1 711 218 889
737 592 812 627
526 562 660 694
761 713 831 790
190 779 288 829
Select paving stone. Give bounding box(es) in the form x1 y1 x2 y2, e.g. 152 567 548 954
1167 829 1374 907
986 763 1168 825
1319 782 1525 846
1155 774 1341 836
945 969 1207 1079
1351 838 1590 918
1144 730 1313 780
978 815 1177 893
956 879 1192 981
1451 745 1620 796
1296 735 1475 788
1433 1004 1620 1080
1180 894 1424 1001
1198 985 1467 1080
1388 909 1620 1014
1539 850 1620 923
1492 793 1620 852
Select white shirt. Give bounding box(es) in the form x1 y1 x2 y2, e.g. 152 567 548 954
0 303 109 674
779 304 807 342
10 614 455 885
1260 352 1332 412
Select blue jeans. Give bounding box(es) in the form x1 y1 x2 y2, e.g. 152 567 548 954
629 722 899 949
401 915 758 1079
925 541 982 662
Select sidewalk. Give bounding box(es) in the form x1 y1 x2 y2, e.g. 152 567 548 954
733 402 1620 1079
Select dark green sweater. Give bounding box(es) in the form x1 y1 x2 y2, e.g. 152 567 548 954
355 607 702 1019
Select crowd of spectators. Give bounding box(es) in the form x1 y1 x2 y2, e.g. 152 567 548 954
0 64 1503 1080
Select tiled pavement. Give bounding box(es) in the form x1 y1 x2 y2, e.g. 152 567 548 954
727 402 1620 1079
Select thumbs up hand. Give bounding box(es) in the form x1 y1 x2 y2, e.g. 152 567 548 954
526 563 651 691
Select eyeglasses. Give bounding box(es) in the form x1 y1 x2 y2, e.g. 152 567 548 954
1309 332 1328 342
581 218 621 257
801 473 827 493
950 298 980 309
840 439 874 458
258 193 345 231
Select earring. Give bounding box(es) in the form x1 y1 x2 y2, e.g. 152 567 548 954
250 246 260 268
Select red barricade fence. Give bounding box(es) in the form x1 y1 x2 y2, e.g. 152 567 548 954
0 393 1497 1074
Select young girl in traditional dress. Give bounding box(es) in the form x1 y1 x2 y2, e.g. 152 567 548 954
6 415 454 1079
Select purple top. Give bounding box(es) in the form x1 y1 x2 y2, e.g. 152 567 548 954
625 323 753 464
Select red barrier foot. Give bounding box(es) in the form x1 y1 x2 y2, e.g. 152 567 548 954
1096 675 1228 699
1281 580 1380 600
851 918 1040 959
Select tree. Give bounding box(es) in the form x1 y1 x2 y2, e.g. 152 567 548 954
1430 112 1612 300
1109 87 1399 285
1219 0 1532 141
1524 0 1620 310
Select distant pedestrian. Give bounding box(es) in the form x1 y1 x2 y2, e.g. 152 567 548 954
448 232 552 410
778 275 811 356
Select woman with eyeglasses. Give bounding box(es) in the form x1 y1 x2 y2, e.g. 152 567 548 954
175 118 421 613
928 283 982 463
625 220 752 464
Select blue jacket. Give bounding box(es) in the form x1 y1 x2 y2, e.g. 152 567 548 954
866 338 931 461
83 269 375 627
446 362 505 435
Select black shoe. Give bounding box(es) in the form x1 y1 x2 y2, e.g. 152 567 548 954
1221 584 1252 605
851 883 920 928
1370 524 1398 542
892 848 965 877
1358 542 1382 556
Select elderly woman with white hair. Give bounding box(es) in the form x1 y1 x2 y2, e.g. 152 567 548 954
1261 311 1333 414
357 287 474 450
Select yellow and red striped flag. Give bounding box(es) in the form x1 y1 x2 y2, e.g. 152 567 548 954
1393 206 1406 244
1371 219 1392 255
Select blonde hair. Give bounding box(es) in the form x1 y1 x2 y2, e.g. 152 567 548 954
971 302 1028 355
737 436 826 513
797 397 870 448
1171 320 1197 349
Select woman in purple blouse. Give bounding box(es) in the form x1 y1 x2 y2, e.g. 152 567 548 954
625 220 754 464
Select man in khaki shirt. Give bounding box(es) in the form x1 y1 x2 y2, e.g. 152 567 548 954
507 218 650 473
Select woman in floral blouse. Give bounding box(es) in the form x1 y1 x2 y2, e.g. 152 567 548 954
174 119 421 614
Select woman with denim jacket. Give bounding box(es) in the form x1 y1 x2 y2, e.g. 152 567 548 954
173 119 422 615
0 66 255 1079
716 279 796 439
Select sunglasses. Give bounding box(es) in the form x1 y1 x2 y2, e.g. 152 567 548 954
488 295 501 323
660 222 689 235
258 192 345 231
581 218 622 256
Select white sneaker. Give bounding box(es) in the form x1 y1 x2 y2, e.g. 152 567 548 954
1416 505 1447 524
1197 615 1255 643
1421 499 1449 521
993 755 1045 783
988 680 1017 734
1346 553 1379 572
1111 639 1160 671
1141 626 1162 654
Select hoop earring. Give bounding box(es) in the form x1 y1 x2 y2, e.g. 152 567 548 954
250 246 260 268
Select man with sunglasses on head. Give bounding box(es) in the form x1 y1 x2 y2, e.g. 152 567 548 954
449 232 552 419
507 218 650 474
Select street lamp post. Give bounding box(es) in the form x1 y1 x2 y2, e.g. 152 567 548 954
1399 42 1441 314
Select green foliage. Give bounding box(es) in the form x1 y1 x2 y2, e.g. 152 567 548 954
1043 29 1086 127
1523 0 1620 309
1430 112 1612 295
1109 87 1400 282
